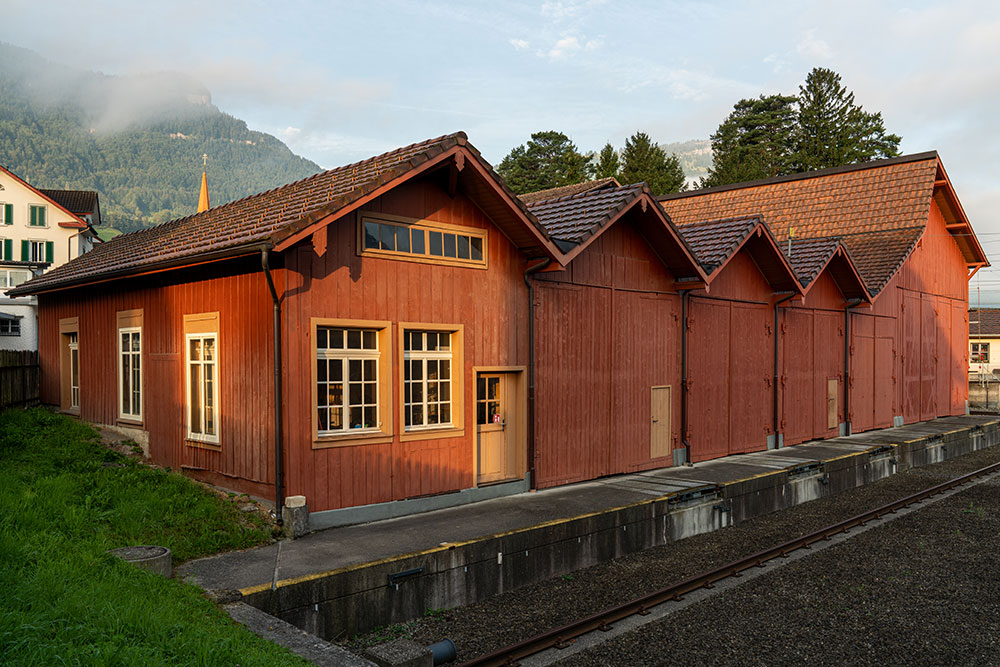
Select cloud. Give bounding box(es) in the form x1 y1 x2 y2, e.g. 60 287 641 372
509 38 530 50
548 36 581 59
796 28 833 60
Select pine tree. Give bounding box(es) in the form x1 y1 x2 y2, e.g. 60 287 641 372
619 132 687 195
591 143 620 180
701 94 797 188
793 67 901 171
496 131 590 195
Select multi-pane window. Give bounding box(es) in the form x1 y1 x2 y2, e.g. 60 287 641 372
0 318 20 336
477 376 501 425
29 205 46 227
362 217 486 266
118 327 141 419
404 331 452 429
24 240 52 263
972 342 990 363
69 332 79 409
187 334 218 441
317 327 379 434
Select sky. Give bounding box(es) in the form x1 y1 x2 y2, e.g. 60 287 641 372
4 0 1000 299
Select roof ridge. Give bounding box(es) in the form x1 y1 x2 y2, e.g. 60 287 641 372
527 181 644 208
659 151 940 202
676 213 764 228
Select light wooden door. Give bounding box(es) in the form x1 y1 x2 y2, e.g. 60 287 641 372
477 374 515 484
650 385 671 459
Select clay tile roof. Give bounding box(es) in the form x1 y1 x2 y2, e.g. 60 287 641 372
526 183 643 247
519 178 620 205
675 216 761 275
969 309 1000 337
12 133 480 295
659 153 941 294
39 189 98 214
786 237 843 285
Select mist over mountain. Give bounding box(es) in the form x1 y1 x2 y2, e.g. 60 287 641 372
0 43 321 231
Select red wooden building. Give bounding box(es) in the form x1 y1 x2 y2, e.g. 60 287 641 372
13 136 987 521
660 152 988 454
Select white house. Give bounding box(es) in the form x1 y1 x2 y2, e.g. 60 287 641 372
0 165 100 350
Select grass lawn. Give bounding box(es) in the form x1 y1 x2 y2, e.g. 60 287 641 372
0 408 307 665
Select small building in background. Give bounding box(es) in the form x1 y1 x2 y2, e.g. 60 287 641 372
968 308 1000 378
0 166 101 350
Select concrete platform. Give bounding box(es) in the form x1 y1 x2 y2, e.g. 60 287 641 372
177 415 1000 641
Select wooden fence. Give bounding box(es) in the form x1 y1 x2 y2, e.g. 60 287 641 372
0 349 40 410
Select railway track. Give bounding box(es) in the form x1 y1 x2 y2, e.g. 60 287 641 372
459 459 1000 667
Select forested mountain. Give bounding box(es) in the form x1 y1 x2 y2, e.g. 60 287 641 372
0 43 321 232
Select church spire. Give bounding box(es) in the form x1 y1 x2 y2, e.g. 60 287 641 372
197 153 210 213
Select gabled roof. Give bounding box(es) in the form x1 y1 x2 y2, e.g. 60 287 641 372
39 189 99 215
786 237 870 302
12 132 560 296
527 183 707 283
676 215 803 294
519 178 620 205
658 152 988 295
0 165 89 230
527 183 643 249
969 308 1000 337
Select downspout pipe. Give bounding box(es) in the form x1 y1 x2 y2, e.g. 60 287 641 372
262 248 284 525
523 257 551 489
680 289 692 465
843 298 865 436
772 292 797 448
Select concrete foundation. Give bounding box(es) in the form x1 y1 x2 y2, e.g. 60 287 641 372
191 417 999 642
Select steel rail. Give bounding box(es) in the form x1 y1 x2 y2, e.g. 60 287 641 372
460 459 1000 667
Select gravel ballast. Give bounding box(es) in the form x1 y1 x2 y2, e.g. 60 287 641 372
344 446 1000 663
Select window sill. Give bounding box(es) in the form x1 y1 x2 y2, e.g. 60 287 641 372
400 426 465 443
117 417 144 428
313 431 393 449
185 438 221 452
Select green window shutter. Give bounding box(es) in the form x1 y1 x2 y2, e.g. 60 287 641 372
39 207 46 227
3 203 11 225
3 239 11 261
45 241 54 263
29 206 36 226
20 240 28 261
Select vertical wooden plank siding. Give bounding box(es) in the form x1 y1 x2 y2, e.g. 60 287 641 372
281 179 529 511
533 216 681 488
36 257 276 498
687 298 731 462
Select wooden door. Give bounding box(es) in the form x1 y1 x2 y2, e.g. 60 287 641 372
650 385 671 460
477 374 515 484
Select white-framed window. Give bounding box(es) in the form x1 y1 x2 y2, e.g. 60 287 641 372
69 332 79 409
972 342 990 363
28 240 47 263
186 333 218 443
0 318 20 336
1 203 12 226
0 237 9 261
0 268 31 288
118 327 142 420
403 331 453 430
28 204 46 227
316 327 380 434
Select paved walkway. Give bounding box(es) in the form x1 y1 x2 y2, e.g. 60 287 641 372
177 415 994 596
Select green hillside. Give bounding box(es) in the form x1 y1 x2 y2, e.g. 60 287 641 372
0 43 321 232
